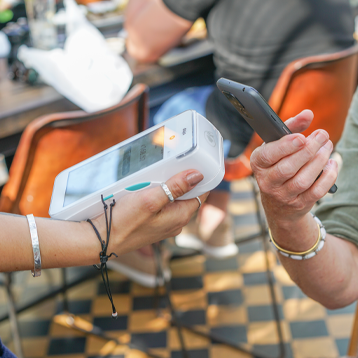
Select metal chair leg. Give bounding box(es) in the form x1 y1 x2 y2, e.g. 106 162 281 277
153 243 189 358
4 273 24 358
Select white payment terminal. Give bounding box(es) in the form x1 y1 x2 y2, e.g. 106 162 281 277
49 110 224 221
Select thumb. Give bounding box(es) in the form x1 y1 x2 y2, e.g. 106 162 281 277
284 109 314 133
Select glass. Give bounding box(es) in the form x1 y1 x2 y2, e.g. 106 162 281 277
24 0 57 50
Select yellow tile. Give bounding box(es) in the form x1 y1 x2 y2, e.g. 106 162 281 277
21 337 49 357
243 284 282 305
228 200 256 216
283 298 326 321
211 344 252 358
20 299 57 320
169 327 210 350
170 290 207 310
126 349 151 358
0 288 8 304
92 294 131 315
327 314 355 338
86 335 128 356
0 321 11 342
247 321 291 345
238 251 277 273
170 256 205 277
207 305 247 326
131 283 166 297
50 321 86 337
145 348 170 358
204 272 243 292
46 355 86 358
292 337 338 358
129 310 170 332
273 265 295 285
66 280 98 300
234 225 260 240
231 178 252 192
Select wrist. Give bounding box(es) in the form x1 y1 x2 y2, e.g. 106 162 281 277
268 212 318 253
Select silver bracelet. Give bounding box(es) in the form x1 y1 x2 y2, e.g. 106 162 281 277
26 214 42 277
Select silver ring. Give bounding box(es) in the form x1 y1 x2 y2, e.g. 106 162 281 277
160 182 174 203
196 197 202 210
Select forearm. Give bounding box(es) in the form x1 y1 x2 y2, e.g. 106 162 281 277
0 214 100 272
268 212 358 309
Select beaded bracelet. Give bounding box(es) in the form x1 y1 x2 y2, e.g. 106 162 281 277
269 214 326 260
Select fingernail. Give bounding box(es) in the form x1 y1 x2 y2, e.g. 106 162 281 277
292 136 305 147
323 140 333 150
315 131 328 145
187 172 204 187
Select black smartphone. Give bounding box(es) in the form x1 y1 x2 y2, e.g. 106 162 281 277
216 77 337 194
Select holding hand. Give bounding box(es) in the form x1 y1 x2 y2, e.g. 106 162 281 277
250 110 338 226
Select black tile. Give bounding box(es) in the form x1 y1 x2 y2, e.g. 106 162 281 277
243 272 274 286
89 356 124 358
48 337 86 355
56 299 92 314
252 343 293 358
237 240 262 254
233 213 258 227
247 305 284 322
98 280 130 295
131 331 167 349
93 315 128 331
171 349 209 358
170 276 203 291
210 325 247 345
205 257 238 272
281 286 306 300
208 289 243 306
327 301 357 315
19 319 50 337
132 296 167 311
231 191 255 200
176 310 206 325
335 338 350 357
290 320 328 339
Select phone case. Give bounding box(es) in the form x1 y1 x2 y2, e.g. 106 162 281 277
216 78 292 143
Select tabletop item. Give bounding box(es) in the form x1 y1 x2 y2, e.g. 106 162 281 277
24 0 57 50
49 110 224 221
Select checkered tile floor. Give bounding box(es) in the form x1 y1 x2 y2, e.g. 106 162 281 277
0 178 356 358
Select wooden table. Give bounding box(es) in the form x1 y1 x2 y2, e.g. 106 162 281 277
0 43 215 157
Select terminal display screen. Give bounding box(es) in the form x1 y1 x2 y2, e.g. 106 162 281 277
63 126 164 207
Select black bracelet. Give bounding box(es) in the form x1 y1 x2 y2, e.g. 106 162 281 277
87 195 118 319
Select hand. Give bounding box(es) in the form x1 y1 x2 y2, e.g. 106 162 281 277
250 110 338 227
93 170 209 255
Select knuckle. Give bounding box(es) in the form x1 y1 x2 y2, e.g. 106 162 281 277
141 192 160 213
170 180 187 199
291 175 310 193
275 161 294 180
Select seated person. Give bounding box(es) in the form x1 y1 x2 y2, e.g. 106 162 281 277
110 0 355 286
249 91 358 308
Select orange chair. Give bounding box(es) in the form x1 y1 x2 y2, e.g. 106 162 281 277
0 83 149 217
224 44 358 181
0 83 149 357
348 304 358 357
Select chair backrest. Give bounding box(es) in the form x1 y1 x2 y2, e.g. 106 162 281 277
348 303 358 356
224 44 358 181
0 84 149 217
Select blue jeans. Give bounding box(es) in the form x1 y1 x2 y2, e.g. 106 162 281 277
153 86 231 192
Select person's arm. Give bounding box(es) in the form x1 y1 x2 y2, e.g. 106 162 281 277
250 110 358 309
0 170 208 272
124 0 193 62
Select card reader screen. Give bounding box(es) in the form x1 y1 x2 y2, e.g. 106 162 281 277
63 127 164 207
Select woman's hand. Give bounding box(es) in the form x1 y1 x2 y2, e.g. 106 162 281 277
250 110 338 228
93 169 209 255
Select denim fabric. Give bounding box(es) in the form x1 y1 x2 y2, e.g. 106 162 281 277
0 340 17 358
153 86 231 192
